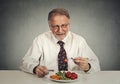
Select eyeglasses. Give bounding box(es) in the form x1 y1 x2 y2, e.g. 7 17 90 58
50 23 69 29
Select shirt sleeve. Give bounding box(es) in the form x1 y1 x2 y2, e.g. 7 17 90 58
79 38 100 73
20 37 43 74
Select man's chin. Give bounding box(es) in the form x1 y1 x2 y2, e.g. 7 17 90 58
55 35 66 40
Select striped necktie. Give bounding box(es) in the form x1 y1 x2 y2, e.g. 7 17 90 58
57 41 68 71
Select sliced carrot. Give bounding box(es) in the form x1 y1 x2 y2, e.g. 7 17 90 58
50 75 61 80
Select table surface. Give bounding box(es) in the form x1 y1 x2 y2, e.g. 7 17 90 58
0 70 120 84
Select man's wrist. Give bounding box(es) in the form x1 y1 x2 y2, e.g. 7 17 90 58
84 63 91 72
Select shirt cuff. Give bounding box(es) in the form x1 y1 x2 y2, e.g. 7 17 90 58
33 66 38 74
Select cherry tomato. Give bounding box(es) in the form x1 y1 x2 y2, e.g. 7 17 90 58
70 72 78 80
65 71 72 78
65 71 78 80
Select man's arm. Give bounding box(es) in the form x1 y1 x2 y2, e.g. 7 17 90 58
20 37 43 74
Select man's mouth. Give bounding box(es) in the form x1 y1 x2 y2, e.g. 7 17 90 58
56 33 65 35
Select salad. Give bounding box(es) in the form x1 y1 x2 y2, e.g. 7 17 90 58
50 71 78 80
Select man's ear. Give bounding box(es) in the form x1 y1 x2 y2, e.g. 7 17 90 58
48 21 51 27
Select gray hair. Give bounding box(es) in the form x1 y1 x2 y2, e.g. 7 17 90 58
48 8 70 21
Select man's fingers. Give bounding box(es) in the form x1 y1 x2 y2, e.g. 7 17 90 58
74 59 87 64
35 66 48 77
40 66 49 74
74 57 88 64
36 68 44 77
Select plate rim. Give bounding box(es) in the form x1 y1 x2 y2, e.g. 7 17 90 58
50 77 79 83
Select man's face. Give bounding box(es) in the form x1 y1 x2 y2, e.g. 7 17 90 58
48 15 70 40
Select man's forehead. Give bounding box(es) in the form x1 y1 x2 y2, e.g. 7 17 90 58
49 14 69 21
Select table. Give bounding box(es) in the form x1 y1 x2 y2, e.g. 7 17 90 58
0 70 120 84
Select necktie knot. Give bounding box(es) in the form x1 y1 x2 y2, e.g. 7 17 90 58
57 41 64 47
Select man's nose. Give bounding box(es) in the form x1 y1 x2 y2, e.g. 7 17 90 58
57 27 63 32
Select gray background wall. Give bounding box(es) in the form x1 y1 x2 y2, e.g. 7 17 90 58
0 0 120 70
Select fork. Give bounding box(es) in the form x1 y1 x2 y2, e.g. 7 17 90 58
48 69 54 72
71 57 92 61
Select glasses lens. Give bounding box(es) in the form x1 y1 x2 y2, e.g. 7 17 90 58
50 23 69 29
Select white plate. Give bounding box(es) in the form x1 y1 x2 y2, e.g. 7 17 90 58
48 71 79 83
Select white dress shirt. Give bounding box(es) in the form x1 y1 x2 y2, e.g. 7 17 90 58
20 31 100 74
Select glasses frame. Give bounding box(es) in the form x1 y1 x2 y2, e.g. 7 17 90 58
50 23 70 29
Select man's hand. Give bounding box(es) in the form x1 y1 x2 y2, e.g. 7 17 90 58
73 57 90 71
34 66 49 77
